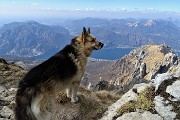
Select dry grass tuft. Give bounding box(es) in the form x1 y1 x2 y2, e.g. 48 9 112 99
118 100 136 116
135 86 155 112
118 86 156 116
93 90 122 105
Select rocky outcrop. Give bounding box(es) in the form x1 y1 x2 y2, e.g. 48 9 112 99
100 83 153 120
116 111 163 120
0 58 26 119
86 44 179 92
148 52 178 80
0 86 17 119
0 58 8 64
0 61 27 88
132 44 178 80
100 63 180 120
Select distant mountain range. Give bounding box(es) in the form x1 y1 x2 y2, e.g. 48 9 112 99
0 18 180 58
63 18 180 50
0 21 72 58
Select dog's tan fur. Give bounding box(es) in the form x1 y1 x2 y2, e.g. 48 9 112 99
15 27 103 120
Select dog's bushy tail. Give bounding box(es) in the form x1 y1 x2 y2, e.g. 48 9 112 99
15 81 36 120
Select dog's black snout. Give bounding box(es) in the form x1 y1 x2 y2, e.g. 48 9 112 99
99 42 104 48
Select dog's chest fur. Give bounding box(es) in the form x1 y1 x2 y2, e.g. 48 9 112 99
68 52 87 81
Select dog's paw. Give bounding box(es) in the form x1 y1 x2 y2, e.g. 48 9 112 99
71 96 79 103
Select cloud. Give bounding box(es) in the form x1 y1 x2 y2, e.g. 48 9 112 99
85 8 96 11
31 3 39 6
121 8 127 11
146 8 156 11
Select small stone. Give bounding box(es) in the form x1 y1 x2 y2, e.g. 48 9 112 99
166 80 180 100
0 86 6 93
0 106 14 119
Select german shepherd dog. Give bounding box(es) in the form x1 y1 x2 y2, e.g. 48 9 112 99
15 27 103 120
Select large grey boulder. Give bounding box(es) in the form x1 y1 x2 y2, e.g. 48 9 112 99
101 69 180 120
116 111 163 120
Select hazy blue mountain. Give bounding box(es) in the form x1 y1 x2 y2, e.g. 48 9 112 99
0 18 180 59
63 18 180 51
0 21 72 57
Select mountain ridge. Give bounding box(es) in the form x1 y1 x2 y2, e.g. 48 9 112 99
1 18 180 58
0 21 72 57
85 44 179 92
64 18 180 50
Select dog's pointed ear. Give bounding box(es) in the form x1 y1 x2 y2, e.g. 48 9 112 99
82 27 87 43
83 27 86 35
88 28 90 34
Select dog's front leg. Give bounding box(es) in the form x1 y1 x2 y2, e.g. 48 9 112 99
71 81 80 103
66 88 72 98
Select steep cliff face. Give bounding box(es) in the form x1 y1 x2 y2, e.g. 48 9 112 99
86 44 179 91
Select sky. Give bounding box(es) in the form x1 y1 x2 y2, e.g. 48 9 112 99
0 0 180 19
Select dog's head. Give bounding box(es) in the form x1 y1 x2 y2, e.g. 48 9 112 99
71 27 104 57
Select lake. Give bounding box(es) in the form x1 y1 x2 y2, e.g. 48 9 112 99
91 48 133 60
33 47 179 60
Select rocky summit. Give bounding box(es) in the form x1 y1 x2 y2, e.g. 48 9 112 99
85 44 179 92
